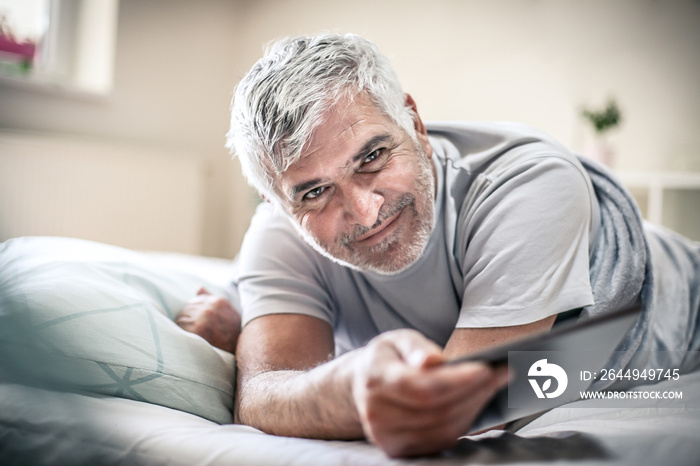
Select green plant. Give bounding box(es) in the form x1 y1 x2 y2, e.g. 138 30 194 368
581 99 622 134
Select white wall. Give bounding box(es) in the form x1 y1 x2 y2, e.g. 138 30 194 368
1 0 698 256
233 0 700 173
0 0 257 258
0 131 207 253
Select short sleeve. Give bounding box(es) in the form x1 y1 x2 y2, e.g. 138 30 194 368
456 149 596 327
237 203 334 327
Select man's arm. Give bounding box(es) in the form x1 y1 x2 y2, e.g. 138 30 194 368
443 315 557 359
234 314 362 439
235 314 510 458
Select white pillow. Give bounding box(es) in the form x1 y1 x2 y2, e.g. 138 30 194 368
0 236 237 424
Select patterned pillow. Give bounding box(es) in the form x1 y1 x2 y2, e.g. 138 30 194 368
0 236 237 424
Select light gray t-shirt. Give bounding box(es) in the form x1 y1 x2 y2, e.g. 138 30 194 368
237 121 600 354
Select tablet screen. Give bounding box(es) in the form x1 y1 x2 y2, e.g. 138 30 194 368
450 304 643 433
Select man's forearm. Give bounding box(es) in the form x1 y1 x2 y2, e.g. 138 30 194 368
235 324 510 458
235 352 363 440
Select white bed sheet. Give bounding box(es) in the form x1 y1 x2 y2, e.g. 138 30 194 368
2 243 699 465
2 369 699 466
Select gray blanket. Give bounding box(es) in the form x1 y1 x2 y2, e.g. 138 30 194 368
580 156 700 389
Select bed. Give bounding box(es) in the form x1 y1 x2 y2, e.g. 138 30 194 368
1 236 699 465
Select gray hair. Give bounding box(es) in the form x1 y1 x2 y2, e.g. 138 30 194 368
226 33 417 200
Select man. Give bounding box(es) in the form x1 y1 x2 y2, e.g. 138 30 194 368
185 33 700 458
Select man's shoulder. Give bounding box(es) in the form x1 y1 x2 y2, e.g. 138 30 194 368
242 202 351 278
428 121 590 229
247 201 294 234
241 202 312 263
426 120 565 154
427 120 575 173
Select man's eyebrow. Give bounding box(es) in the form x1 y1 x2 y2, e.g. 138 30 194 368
288 133 394 200
290 178 324 200
351 134 393 164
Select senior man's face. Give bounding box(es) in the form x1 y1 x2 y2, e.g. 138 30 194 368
276 92 436 274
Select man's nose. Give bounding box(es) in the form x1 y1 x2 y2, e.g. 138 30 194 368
343 184 383 227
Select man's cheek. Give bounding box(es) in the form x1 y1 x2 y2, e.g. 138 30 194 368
302 216 331 245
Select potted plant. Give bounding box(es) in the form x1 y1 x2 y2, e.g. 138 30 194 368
581 99 623 167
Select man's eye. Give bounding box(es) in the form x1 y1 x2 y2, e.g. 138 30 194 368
363 149 382 165
303 186 326 201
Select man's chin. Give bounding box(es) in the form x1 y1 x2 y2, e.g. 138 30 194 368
330 240 427 276
358 259 418 276
305 237 420 275
292 215 431 275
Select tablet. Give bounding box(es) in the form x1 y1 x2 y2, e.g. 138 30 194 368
449 304 643 433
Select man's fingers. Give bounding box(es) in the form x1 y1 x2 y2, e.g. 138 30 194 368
375 361 495 408
364 365 510 457
355 329 513 457
359 330 509 412
390 329 444 368
368 362 506 418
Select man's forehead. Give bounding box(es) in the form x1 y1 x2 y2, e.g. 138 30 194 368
280 96 389 174
302 95 378 155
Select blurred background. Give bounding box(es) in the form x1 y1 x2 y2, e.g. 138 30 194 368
1 0 699 259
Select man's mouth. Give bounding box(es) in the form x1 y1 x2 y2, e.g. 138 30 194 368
340 193 415 248
353 207 404 245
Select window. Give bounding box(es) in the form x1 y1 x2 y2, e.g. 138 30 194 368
0 0 50 75
0 0 118 96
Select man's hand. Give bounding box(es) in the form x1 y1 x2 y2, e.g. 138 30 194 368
236 315 551 458
351 329 509 458
237 316 509 458
175 287 241 354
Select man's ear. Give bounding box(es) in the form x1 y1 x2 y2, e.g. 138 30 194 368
405 93 433 158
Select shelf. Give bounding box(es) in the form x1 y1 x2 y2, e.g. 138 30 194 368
616 171 700 241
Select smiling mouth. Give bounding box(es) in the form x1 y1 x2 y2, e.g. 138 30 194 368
353 208 404 244
341 193 415 248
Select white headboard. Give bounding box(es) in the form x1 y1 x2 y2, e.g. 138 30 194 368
0 131 207 254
